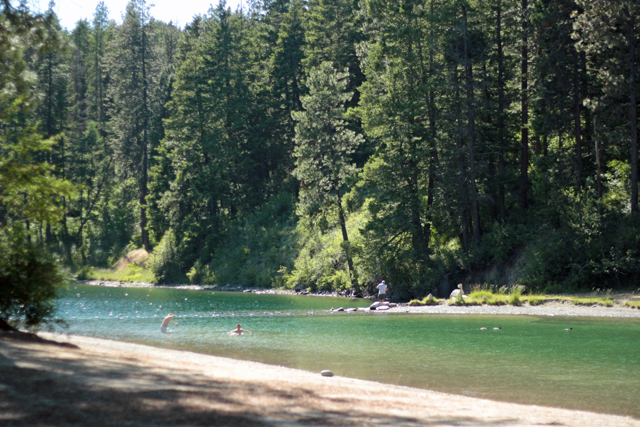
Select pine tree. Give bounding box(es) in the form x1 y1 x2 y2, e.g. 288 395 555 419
292 62 363 288
90 1 109 132
574 0 640 216
357 0 441 274
304 0 365 110
106 0 156 250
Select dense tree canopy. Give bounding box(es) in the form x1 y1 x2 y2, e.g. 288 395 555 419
2 0 640 310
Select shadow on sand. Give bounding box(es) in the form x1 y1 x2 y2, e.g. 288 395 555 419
0 337 520 427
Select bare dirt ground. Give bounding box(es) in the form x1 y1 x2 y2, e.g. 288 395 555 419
112 249 149 270
1 333 639 427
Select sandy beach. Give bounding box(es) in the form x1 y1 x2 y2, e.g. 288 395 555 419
1 330 639 427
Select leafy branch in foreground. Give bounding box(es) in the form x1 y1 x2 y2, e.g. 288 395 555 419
0 11 75 330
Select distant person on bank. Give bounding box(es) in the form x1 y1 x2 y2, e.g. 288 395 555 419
229 324 252 335
377 280 388 302
161 313 179 333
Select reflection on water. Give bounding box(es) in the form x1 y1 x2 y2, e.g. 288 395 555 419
54 284 640 418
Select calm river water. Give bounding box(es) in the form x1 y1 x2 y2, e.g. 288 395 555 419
52 283 640 418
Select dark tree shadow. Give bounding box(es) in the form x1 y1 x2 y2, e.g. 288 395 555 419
0 339 525 427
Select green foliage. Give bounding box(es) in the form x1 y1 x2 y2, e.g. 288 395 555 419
7 0 640 303
148 230 184 284
625 300 640 309
508 286 523 306
292 61 363 288
0 11 75 328
0 229 68 328
522 295 548 306
75 265 94 280
187 260 216 285
292 62 363 214
569 296 613 307
88 265 155 283
204 193 298 288
285 199 368 292
408 294 440 306
450 291 469 306
466 285 524 306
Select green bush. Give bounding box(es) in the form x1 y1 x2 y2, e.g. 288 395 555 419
148 230 185 284
523 295 548 306
508 285 524 306
625 300 640 309
202 193 298 289
466 284 525 306
75 265 94 280
187 260 216 285
0 230 68 329
408 294 440 306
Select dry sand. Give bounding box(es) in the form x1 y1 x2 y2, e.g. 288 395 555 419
1 332 638 427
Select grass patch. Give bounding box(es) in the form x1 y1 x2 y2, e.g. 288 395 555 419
408 294 440 306
467 290 508 305
84 264 156 283
462 285 618 308
466 284 524 306
521 295 549 306
625 300 640 309
568 297 613 307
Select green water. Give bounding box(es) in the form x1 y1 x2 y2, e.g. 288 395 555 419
53 284 640 418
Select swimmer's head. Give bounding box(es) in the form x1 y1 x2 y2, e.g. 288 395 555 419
236 324 241 328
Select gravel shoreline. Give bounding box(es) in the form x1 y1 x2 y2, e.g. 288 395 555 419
385 301 640 318
78 279 640 318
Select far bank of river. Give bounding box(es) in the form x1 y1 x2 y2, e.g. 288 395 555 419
78 279 640 318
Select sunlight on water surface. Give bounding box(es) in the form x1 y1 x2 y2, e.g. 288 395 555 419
53 284 640 418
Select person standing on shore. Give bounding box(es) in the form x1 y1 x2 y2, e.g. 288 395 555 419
377 280 388 302
161 313 179 333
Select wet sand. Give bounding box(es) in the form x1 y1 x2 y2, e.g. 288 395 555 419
1 332 638 427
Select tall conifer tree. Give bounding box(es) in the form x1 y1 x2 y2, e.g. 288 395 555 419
292 62 363 288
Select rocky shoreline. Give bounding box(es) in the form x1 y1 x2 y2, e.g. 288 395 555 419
77 280 640 318
384 300 640 318
77 279 359 297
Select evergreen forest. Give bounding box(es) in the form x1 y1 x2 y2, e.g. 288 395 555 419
2 0 640 313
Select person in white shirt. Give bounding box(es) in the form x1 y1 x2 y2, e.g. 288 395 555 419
376 280 388 302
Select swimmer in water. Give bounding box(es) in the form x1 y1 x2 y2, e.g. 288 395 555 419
229 324 252 335
160 313 179 333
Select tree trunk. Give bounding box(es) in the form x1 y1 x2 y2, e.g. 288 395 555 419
581 51 591 151
140 20 150 250
336 189 357 289
463 7 481 241
497 0 506 222
520 0 529 209
594 116 603 217
454 64 469 251
574 49 583 188
629 14 638 216
426 0 438 244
